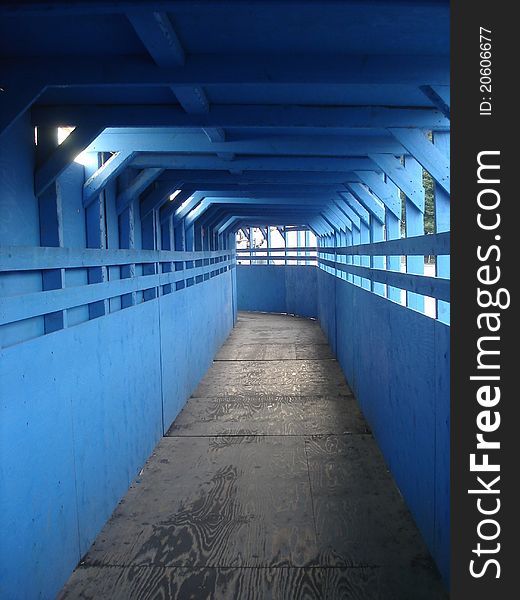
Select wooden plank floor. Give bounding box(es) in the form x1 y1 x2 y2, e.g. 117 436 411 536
59 312 447 600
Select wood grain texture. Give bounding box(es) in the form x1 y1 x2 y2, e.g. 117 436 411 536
59 565 446 600
191 359 351 397
58 312 446 599
167 395 368 436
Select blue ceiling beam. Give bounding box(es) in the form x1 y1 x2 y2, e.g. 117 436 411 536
126 11 185 67
3 54 450 87
83 150 136 208
324 204 352 232
419 85 450 119
0 80 45 140
34 123 105 196
158 188 195 222
131 155 376 172
192 198 331 227
32 104 450 131
333 198 362 229
116 167 164 215
126 9 223 144
87 132 404 156
139 180 184 219
156 170 361 185
354 171 401 218
388 127 450 194
368 153 425 209
336 192 370 225
343 184 386 224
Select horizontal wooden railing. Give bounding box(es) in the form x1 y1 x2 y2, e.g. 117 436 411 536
0 247 235 327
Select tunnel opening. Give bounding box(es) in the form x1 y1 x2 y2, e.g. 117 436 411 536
0 2 450 598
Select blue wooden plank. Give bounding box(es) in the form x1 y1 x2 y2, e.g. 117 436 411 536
0 260 235 325
32 104 451 131
126 11 185 67
318 258 449 302
0 80 45 140
420 85 450 119
87 131 405 156
83 150 136 208
344 184 385 224
34 123 104 196
368 154 425 210
131 156 375 172
140 180 182 219
339 191 370 225
433 131 450 324
116 168 164 215
323 232 449 257
370 215 385 296
4 54 451 87
354 170 401 218
402 157 425 312
389 128 450 194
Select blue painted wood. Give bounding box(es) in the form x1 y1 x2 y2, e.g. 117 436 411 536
368 154 425 211
402 157 425 312
126 11 185 67
370 215 385 296
420 85 450 119
131 154 376 172
33 104 451 130
34 123 104 196
317 270 449 583
3 53 450 88
344 184 385 224
0 117 45 350
359 220 371 290
0 79 45 140
354 170 401 218
88 131 404 156
318 231 449 257
433 132 450 324
116 167 164 215
383 177 402 303
237 265 317 318
83 150 136 208
389 128 450 194
318 258 449 302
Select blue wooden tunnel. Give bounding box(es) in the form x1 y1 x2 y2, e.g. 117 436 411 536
0 2 450 598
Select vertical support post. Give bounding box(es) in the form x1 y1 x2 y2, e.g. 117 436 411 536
174 219 186 290
85 154 109 319
384 177 403 303
184 222 195 287
37 126 67 333
433 131 450 324
351 225 361 286
248 227 254 265
305 230 311 265
370 215 385 296
266 225 271 265
344 228 351 282
404 156 425 312
119 202 137 308
161 214 174 294
141 211 158 301
360 220 371 290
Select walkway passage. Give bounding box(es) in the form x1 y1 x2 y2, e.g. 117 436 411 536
59 312 446 600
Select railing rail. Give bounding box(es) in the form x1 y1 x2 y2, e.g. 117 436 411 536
0 247 235 328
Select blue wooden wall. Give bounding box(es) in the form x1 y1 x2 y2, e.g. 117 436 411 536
317 268 450 584
235 262 449 584
0 118 235 600
237 265 317 318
